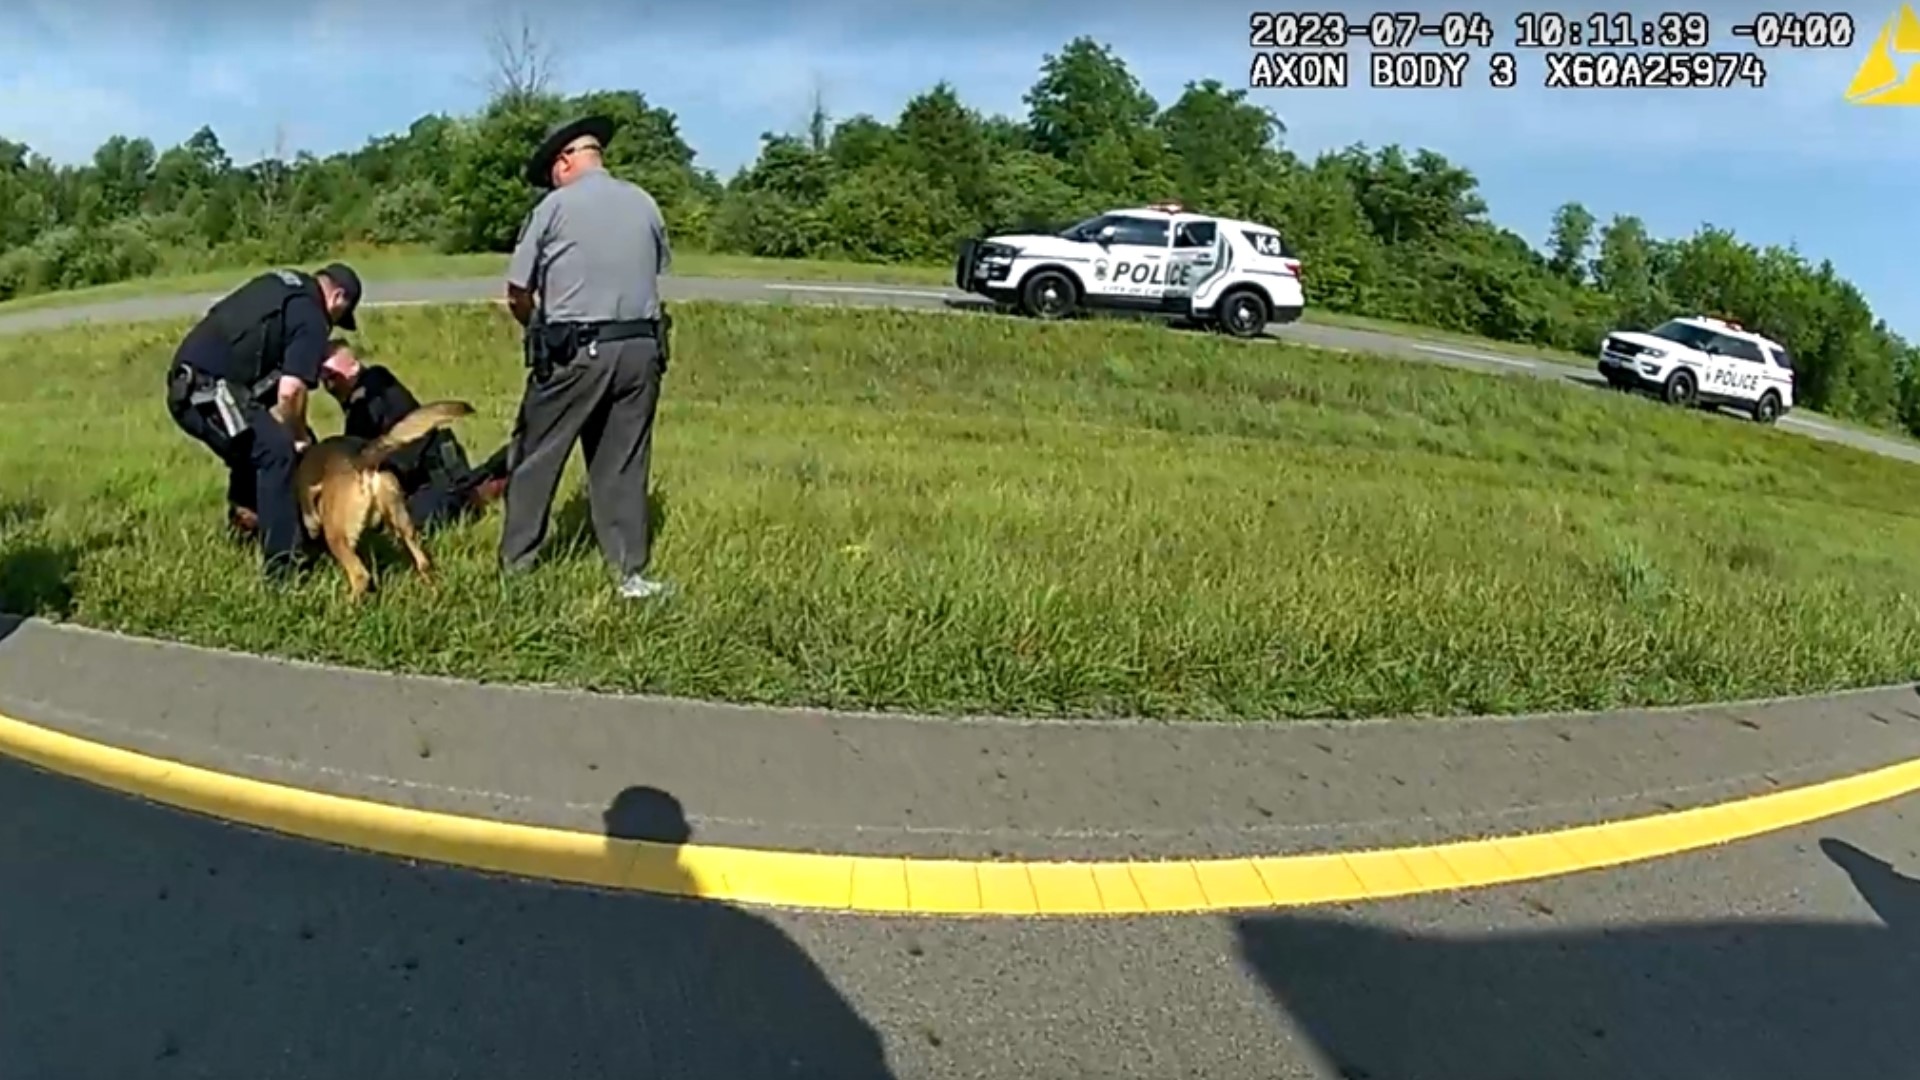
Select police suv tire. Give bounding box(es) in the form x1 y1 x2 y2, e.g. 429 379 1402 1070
1663 369 1697 407
1019 270 1079 321
1217 288 1269 339
1752 390 1782 424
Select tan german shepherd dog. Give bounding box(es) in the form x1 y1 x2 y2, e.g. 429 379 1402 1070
293 400 475 601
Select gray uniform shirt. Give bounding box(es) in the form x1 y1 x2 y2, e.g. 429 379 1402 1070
506 168 673 322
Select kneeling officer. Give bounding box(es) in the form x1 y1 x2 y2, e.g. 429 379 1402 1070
164 263 363 577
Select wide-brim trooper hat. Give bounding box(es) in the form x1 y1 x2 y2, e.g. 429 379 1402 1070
526 114 618 189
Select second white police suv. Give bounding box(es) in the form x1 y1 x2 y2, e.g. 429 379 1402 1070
1599 315 1796 424
953 202 1306 339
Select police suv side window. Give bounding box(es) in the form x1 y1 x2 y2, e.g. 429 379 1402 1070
1241 229 1288 258
1174 221 1217 249
1718 337 1765 364
1108 217 1170 247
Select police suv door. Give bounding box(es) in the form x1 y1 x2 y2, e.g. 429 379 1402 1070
1166 218 1220 310
1702 332 1767 404
1093 216 1173 303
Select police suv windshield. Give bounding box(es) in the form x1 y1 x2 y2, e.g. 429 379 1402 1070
1061 214 1117 241
1647 320 1723 350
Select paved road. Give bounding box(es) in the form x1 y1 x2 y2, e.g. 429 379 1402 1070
3 274 1917 466
8 750 1920 1080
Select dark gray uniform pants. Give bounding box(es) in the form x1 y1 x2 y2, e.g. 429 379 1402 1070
500 336 663 576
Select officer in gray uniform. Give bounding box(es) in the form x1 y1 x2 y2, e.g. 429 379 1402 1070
502 114 675 599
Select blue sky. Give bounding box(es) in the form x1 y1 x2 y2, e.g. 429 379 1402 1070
5 0 1919 336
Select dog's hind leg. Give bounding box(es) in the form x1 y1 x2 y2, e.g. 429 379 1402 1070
374 472 434 584
322 478 379 602
300 493 323 539
323 522 375 602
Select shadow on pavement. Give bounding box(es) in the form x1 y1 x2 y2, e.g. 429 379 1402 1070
0 763 897 1079
1234 837 1920 1080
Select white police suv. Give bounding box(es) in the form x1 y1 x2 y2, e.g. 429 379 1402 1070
1598 315 1796 424
953 202 1305 338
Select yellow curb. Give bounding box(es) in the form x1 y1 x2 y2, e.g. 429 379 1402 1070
4 708 1918 917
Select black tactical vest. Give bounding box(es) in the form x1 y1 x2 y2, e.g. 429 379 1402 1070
203 269 315 395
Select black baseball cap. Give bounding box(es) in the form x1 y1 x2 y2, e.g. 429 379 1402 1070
318 262 363 330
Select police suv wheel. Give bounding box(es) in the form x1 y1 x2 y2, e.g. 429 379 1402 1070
1219 289 1269 338
1753 390 1782 424
1020 270 1078 320
1663 369 1697 407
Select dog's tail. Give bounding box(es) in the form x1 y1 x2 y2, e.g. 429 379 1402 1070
355 400 475 469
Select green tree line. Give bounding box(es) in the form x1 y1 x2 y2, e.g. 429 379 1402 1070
3 36 1916 433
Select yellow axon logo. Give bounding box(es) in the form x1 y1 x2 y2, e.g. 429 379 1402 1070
1845 3 1920 104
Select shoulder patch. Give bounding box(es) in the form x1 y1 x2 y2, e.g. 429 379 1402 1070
271 269 303 287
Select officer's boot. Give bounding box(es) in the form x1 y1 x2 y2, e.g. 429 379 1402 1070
227 505 260 544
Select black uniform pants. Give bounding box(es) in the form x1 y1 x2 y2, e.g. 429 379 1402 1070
403 444 510 534
404 484 468 534
500 337 663 576
165 366 303 572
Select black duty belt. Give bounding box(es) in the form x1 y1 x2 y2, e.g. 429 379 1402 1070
168 360 280 407
527 313 671 382
564 318 660 344
167 361 280 439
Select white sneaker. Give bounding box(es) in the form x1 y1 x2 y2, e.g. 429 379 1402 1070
618 574 673 600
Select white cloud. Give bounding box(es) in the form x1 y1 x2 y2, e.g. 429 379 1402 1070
187 58 256 106
21 0 174 54
0 72 167 162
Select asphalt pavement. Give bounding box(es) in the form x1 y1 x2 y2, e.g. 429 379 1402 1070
8 748 1920 1080
2 272 1916 466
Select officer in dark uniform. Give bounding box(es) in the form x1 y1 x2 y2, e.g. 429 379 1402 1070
502 114 676 599
164 263 362 577
317 342 510 532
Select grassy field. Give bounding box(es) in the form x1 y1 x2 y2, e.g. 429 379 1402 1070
4 301 1920 721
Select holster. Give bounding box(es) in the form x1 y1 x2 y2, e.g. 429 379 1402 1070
523 312 570 385
424 431 472 492
165 361 196 410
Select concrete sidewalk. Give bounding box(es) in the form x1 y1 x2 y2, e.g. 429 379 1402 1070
4 614 1919 865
